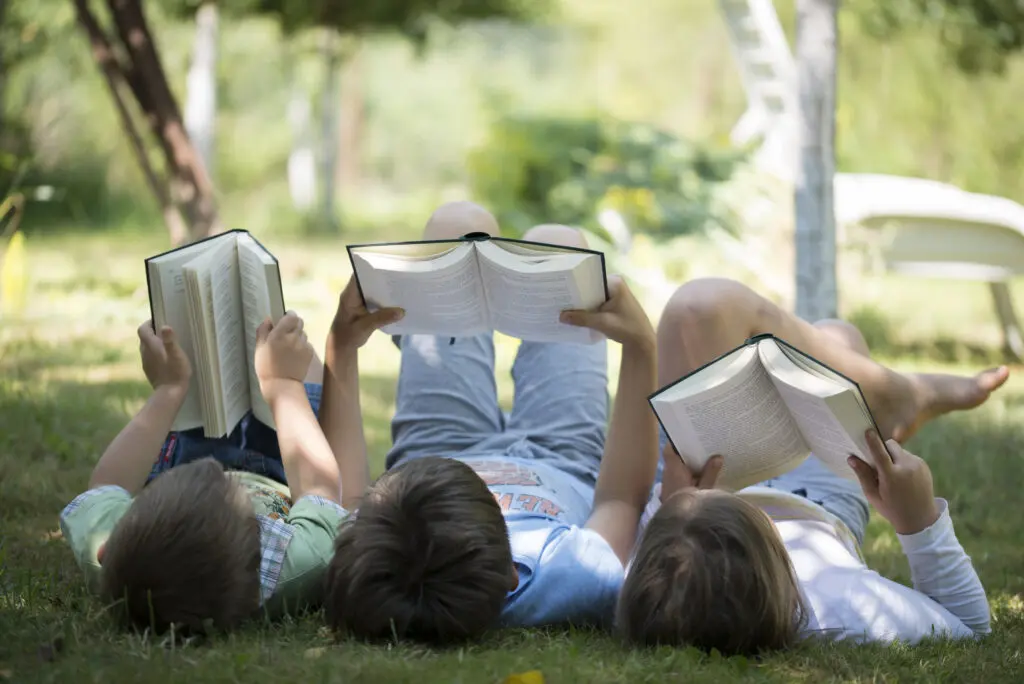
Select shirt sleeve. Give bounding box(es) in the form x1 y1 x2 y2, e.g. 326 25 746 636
263 495 347 616
58 486 133 592
502 525 625 628
896 498 990 636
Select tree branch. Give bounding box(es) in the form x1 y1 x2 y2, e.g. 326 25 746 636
71 0 187 245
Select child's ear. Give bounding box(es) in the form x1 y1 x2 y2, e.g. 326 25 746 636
509 566 519 592
96 543 106 565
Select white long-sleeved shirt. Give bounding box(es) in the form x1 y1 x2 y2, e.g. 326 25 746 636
636 485 990 643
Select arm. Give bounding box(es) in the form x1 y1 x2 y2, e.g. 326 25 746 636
90 323 192 494
269 379 342 503
320 277 405 510
848 432 988 636
320 346 371 509
897 498 991 636
561 276 659 565
255 313 342 504
585 340 659 564
88 386 187 493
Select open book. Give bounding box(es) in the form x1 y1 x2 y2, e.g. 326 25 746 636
649 334 889 492
146 230 285 438
347 233 609 344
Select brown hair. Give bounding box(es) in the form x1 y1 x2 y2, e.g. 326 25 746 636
325 456 514 644
617 489 805 655
100 458 261 634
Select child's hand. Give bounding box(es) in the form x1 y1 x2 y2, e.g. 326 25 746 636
660 442 723 501
255 312 314 401
560 276 654 349
138 321 192 393
848 429 940 535
330 276 405 351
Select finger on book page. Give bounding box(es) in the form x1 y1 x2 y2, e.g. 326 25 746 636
864 429 894 473
847 455 880 497
698 455 724 489
255 317 273 344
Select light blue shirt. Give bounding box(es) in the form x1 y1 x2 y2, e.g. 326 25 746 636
458 455 624 628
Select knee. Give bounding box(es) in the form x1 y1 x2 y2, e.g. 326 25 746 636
423 201 501 241
658 278 760 336
521 223 588 249
813 319 870 356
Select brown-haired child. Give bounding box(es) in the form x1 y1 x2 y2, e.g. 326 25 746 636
59 311 384 633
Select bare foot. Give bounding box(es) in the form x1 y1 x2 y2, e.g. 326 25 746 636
888 366 1010 442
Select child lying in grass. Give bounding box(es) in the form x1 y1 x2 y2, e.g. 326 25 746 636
618 299 1004 653
59 311 371 634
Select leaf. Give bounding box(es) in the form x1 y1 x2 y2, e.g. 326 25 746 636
502 670 545 684
1 231 28 317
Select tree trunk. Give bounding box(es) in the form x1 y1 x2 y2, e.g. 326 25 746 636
105 0 221 243
287 86 317 211
184 2 218 181
319 29 341 233
337 41 364 195
72 0 188 244
793 0 839 321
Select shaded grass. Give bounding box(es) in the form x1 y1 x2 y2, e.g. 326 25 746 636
1 233 1023 682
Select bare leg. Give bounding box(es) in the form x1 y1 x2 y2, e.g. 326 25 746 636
656 278 1009 442
814 319 871 358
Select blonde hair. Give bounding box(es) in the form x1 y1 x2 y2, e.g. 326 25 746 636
617 489 805 655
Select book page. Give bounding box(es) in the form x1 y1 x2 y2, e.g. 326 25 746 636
146 243 225 431
759 340 874 482
237 234 284 428
476 241 604 343
350 244 489 336
651 347 810 491
184 266 217 433
207 239 251 436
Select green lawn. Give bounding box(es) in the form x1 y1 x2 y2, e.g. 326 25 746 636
2 233 1023 683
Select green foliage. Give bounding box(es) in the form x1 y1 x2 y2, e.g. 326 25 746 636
165 0 547 40
849 0 1024 73
467 116 745 238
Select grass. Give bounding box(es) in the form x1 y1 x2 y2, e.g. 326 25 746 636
2 231 1024 683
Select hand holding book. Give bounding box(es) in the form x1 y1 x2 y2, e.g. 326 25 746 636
661 442 724 501
848 430 940 535
254 311 314 404
330 276 405 351
560 275 654 349
138 321 192 395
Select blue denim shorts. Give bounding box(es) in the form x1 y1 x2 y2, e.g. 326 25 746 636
146 383 322 486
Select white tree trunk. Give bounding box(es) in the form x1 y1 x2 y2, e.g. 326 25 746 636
319 30 341 232
184 3 218 181
287 89 317 211
794 0 839 321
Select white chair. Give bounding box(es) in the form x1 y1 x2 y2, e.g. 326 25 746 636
717 0 1024 357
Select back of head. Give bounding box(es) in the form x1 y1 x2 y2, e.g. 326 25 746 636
617 490 804 655
101 458 261 633
325 456 514 644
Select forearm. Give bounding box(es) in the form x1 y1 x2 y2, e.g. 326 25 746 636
321 345 371 509
89 385 186 493
587 339 659 563
594 340 659 510
898 498 991 636
271 381 343 504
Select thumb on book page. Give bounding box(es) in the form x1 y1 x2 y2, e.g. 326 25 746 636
255 317 274 346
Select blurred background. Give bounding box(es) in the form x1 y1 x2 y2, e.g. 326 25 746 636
3 0 1024 360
